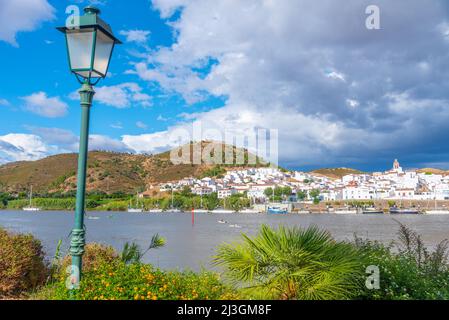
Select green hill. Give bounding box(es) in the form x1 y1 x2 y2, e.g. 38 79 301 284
0 141 268 195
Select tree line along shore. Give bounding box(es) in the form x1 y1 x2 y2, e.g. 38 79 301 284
2 187 449 212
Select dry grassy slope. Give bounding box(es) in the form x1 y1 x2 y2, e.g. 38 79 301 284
310 168 365 179
416 168 449 175
0 142 269 194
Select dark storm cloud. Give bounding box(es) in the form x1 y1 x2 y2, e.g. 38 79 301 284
132 0 449 169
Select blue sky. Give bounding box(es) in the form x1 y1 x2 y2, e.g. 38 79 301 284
0 0 224 148
1 0 449 172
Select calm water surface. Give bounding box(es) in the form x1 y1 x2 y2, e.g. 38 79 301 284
1 211 449 271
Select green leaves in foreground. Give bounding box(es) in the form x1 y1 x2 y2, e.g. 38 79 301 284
214 224 365 300
121 234 166 265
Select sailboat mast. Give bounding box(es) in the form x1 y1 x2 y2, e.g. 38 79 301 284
435 188 437 209
200 192 203 208
29 185 33 206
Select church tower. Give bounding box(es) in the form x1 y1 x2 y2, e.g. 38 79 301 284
393 159 400 170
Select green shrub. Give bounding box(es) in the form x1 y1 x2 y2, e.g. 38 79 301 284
60 243 119 276
0 228 48 298
355 223 449 300
215 225 365 300
96 200 129 211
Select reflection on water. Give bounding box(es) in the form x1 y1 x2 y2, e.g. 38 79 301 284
1 211 449 271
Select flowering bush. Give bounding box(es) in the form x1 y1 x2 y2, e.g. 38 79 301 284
44 262 239 300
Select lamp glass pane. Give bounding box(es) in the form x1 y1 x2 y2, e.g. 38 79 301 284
66 29 95 71
93 30 114 77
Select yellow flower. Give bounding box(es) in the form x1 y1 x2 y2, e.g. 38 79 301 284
152 296 158 300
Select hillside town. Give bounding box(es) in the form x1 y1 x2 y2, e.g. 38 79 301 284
144 160 449 203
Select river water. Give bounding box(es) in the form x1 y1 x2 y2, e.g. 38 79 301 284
1 211 449 271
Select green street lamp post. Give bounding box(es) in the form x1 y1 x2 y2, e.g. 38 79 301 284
57 6 121 287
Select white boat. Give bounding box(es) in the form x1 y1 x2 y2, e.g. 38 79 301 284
193 209 209 213
23 186 41 212
148 209 163 213
424 194 449 214
87 216 100 220
127 208 144 213
239 209 260 214
211 209 236 214
229 224 242 229
170 209 182 213
23 207 41 212
425 209 449 215
218 220 228 224
334 208 358 215
362 208 384 215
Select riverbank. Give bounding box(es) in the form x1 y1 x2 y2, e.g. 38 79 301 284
4 197 449 213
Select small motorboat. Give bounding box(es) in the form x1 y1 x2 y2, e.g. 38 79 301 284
267 207 288 215
87 216 100 220
218 220 228 224
229 224 242 229
390 207 420 215
362 207 384 215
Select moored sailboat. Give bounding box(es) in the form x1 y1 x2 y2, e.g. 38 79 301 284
23 186 41 212
127 192 143 213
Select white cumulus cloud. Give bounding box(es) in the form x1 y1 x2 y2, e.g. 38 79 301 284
21 92 69 118
0 0 55 46
119 29 151 44
70 83 151 108
0 134 58 163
